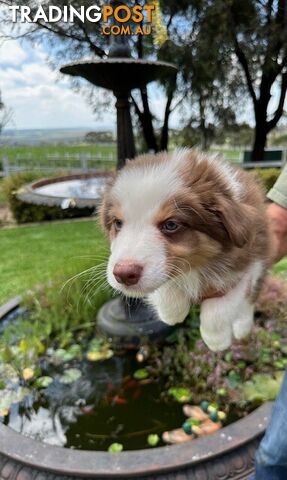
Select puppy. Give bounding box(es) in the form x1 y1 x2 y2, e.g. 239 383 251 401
100 149 269 352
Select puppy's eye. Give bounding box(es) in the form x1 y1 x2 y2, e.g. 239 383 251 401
113 218 123 231
161 220 181 234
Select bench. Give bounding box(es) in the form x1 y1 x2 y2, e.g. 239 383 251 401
242 149 286 169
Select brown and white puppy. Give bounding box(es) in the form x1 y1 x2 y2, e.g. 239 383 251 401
100 149 269 351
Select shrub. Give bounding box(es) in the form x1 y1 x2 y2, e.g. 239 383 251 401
253 168 280 192
3 172 95 224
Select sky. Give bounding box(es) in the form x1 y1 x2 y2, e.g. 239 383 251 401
0 31 176 132
0 36 116 130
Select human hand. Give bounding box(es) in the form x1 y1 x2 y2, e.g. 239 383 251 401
267 203 287 264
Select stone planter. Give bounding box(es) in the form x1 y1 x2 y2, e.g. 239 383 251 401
0 298 272 480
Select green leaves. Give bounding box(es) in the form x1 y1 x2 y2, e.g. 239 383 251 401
35 376 53 388
59 368 82 385
86 338 114 362
133 369 149 380
49 344 82 363
86 349 113 362
242 372 284 402
168 387 192 403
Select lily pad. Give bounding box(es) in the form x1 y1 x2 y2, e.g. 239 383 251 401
242 372 284 402
108 443 123 453
35 376 53 388
133 368 149 380
51 348 78 363
59 368 82 384
147 434 160 447
86 349 113 362
0 387 30 412
168 387 192 403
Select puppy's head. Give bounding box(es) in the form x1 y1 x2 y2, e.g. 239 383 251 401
100 150 255 297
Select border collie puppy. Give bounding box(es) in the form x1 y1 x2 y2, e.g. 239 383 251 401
100 149 269 351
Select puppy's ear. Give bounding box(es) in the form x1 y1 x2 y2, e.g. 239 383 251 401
215 196 257 248
98 195 111 234
98 177 115 233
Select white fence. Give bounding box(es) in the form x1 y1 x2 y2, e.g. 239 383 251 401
1 152 116 177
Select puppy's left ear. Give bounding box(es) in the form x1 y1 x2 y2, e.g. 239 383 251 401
216 196 257 248
98 176 116 234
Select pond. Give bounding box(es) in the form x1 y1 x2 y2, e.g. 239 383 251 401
0 308 185 451
1 276 286 453
2 351 183 450
34 177 107 200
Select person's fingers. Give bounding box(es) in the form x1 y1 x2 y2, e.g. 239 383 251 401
266 203 287 265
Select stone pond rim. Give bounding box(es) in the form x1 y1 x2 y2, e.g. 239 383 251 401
0 297 272 479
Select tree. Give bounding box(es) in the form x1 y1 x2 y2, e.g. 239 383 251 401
191 0 287 160
0 91 12 134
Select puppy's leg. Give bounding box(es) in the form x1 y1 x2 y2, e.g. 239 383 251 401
232 261 264 341
200 296 233 352
232 300 254 340
148 281 190 326
200 262 264 351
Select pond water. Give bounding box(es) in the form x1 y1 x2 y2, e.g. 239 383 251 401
0 308 184 451
34 177 107 200
2 354 184 451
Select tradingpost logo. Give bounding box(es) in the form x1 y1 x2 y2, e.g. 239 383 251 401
8 2 164 38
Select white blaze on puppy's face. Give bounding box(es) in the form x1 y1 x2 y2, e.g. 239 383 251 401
106 153 185 296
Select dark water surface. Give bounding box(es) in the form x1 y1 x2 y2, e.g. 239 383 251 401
3 350 184 451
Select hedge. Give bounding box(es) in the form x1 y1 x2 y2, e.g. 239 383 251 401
253 168 281 192
3 173 95 224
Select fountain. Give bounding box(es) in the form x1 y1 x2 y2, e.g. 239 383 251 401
60 0 178 344
17 172 111 211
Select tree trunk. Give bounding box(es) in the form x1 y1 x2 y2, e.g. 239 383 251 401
251 121 267 162
160 94 173 151
141 88 159 152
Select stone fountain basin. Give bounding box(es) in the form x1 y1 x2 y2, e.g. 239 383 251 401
0 297 272 480
16 172 113 210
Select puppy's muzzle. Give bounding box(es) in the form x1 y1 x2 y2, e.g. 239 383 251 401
113 261 143 287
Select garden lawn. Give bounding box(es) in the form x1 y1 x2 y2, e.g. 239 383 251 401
0 220 108 304
0 179 6 204
0 218 286 306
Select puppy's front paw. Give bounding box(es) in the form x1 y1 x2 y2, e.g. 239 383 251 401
148 283 190 326
200 325 232 352
157 308 189 326
232 302 254 340
200 298 232 352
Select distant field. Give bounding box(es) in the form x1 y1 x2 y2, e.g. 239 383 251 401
1 144 116 159
210 147 242 162
0 144 117 173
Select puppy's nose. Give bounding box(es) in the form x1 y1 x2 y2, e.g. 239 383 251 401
113 262 143 286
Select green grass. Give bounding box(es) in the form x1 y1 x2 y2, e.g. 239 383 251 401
210 147 242 162
0 144 117 171
0 179 5 204
1 144 116 160
273 257 287 276
0 220 108 304
0 215 286 305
